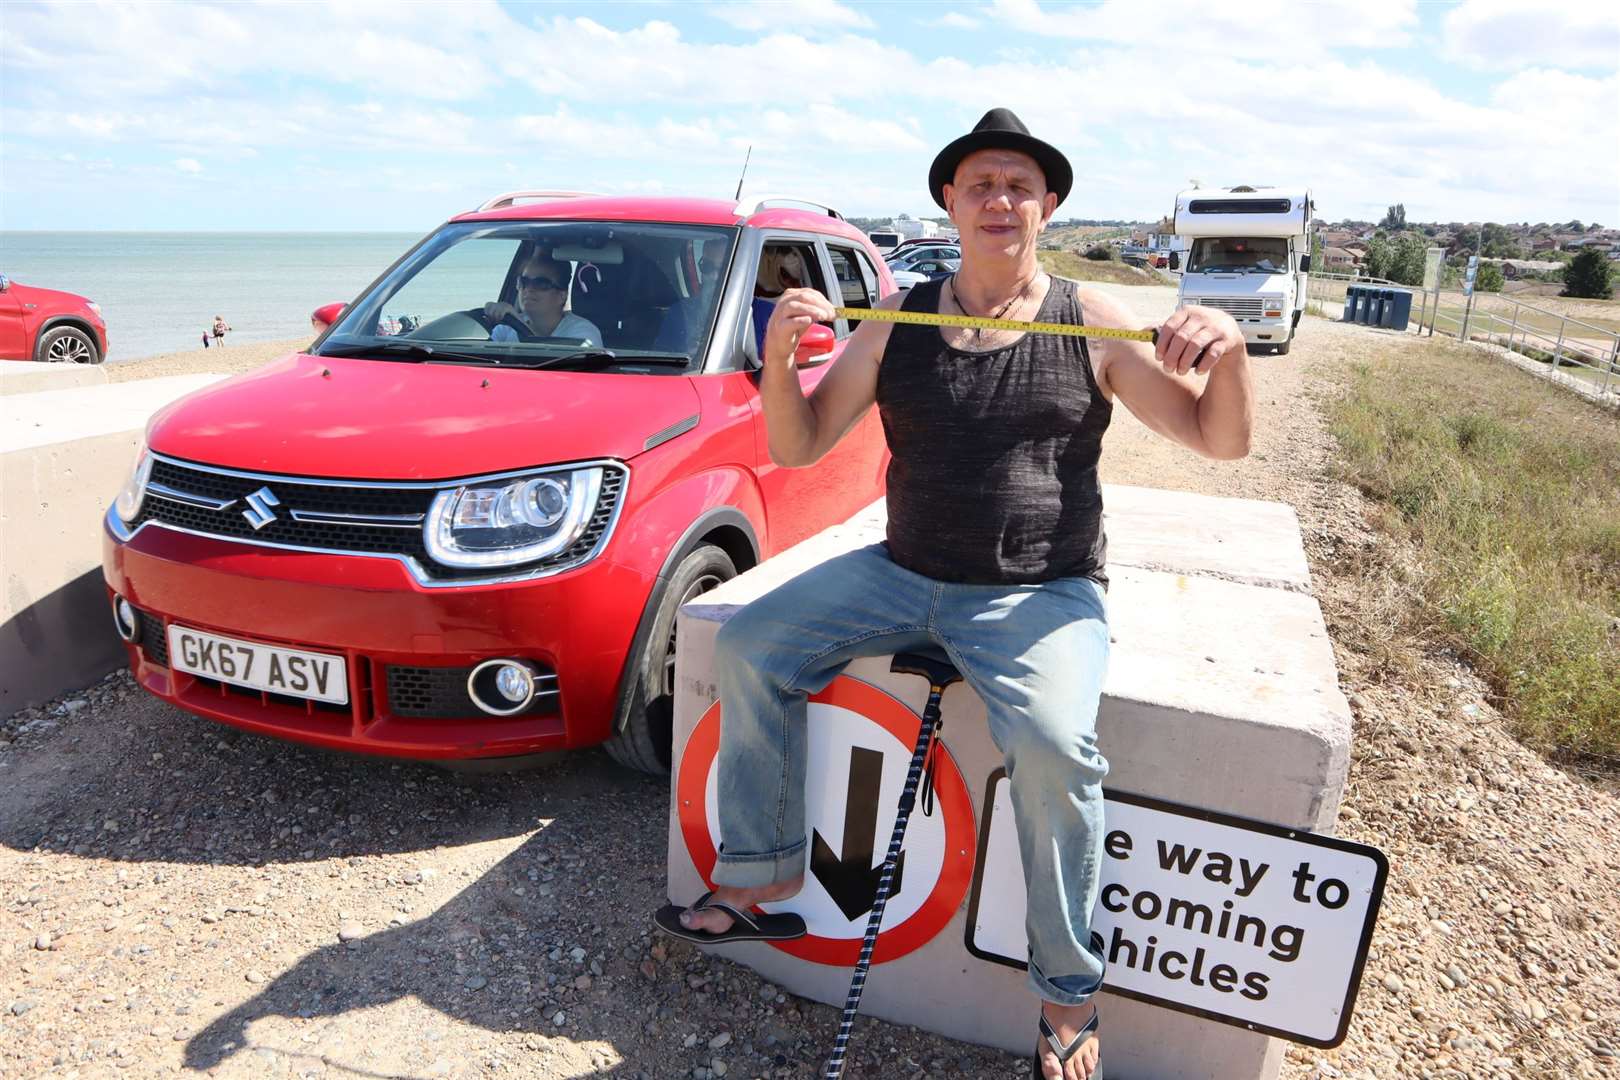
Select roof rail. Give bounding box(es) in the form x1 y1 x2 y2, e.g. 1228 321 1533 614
735 193 844 220
476 190 601 212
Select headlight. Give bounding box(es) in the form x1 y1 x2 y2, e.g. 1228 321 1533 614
425 466 604 569
87 300 104 319
114 444 153 524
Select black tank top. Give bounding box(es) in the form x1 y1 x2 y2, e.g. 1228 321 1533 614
875 276 1112 586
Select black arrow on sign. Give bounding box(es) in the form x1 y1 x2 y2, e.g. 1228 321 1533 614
811 745 904 921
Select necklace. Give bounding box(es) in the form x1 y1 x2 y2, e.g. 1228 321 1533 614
947 273 1037 343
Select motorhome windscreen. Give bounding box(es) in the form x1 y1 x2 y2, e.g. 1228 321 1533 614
1188 237 1290 273
1188 199 1292 215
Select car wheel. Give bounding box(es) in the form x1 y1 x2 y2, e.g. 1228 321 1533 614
1274 332 1293 356
603 543 737 775
36 325 101 364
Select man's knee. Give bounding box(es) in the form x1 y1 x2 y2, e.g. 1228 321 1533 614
1004 709 1108 784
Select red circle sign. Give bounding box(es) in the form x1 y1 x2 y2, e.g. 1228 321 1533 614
677 675 977 966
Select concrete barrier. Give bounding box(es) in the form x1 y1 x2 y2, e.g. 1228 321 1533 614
665 487 1352 1078
2 374 228 714
1 360 109 396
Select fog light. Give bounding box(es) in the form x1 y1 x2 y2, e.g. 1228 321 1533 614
467 659 537 716
113 596 140 643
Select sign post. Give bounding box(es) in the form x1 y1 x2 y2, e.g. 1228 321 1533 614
1422 247 1444 336
1460 255 1479 340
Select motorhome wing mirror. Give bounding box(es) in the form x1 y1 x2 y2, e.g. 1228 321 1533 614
1168 252 1180 270
1299 254 1312 273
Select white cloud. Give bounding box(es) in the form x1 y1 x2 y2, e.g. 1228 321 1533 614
175 157 202 173
982 0 1418 52
931 12 981 29
1442 0 1620 71
708 0 875 32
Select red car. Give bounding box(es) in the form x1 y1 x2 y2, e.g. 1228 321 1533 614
0 273 108 364
102 192 894 772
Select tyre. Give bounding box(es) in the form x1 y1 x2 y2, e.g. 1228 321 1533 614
603 543 737 774
36 325 101 364
1274 332 1293 356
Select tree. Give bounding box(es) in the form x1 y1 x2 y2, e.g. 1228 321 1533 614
1364 235 1393 279
1475 263 1504 293
1381 204 1406 230
1390 234 1428 286
1562 247 1614 299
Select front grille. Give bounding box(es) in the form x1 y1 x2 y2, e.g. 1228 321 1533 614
134 458 626 581
385 664 559 719
135 608 169 668
1195 296 1266 318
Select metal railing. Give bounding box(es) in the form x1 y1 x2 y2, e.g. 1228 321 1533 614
1305 272 1620 403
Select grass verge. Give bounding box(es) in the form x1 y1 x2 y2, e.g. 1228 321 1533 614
1326 338 1620 760
1038 251 1164 286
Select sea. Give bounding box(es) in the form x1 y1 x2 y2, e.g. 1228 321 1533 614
0 232 423 363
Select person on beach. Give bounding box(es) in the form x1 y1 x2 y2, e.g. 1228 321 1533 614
212 315 231 347
201 330 210 349
653 108 1252 1080
483 250 602 345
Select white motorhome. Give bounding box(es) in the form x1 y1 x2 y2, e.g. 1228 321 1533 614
1172 186 1313 354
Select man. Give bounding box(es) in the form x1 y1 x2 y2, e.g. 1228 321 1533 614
655 109 1250 1080
484 250 602 345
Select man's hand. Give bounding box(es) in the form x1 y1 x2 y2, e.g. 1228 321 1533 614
1154 305 1245 376
483 301 520 323
762 288 837 371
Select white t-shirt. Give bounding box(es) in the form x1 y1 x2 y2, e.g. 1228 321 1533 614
491 311 603 345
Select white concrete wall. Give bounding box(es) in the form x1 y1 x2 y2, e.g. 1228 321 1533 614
2 375 227 714
666 487 1350 1079
0 360 109 396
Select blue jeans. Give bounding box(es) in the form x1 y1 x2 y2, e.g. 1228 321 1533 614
711 542 1111 1006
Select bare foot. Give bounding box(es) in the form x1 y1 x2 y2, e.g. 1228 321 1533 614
1036 999 1099 1080
678 876 805 936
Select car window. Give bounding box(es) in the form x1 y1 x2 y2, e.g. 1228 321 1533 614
747 239 832 363
826 246 872 307
320 221 738 369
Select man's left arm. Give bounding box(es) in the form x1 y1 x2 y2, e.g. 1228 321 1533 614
1079 288 1253 460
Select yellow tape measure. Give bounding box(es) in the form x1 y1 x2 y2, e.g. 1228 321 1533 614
833 306 1157 343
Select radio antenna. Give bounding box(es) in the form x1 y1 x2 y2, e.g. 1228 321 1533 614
734 145 752 201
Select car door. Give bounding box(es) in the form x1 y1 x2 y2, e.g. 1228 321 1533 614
0 278 27 359
743 232 885 554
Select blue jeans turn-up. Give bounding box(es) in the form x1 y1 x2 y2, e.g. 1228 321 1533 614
711 542 1111 1006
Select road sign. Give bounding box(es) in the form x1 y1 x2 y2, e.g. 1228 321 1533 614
965 772 1387 1048
1423 248 1444 292
677 676 977 966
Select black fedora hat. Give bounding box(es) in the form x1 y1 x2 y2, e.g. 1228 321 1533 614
928 107 1072 210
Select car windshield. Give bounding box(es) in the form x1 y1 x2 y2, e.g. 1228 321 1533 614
1188 237 1290 274
318 220 739 370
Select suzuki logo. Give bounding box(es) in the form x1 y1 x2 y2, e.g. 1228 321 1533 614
242 487 281 530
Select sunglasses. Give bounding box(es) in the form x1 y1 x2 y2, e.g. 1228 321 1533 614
517 274 568 292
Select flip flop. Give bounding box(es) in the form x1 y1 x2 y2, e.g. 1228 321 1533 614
1034 1004 1100 1077
652 890 807 944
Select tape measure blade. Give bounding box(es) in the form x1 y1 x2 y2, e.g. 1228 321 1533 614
834 306 1152 342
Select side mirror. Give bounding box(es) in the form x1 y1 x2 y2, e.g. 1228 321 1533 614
0 274 9 291
794 324 836 366
1168 252 1180 270
310 301 346 334
1299 254 1312 273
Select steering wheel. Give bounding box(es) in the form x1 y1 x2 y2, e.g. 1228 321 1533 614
468 305 536 342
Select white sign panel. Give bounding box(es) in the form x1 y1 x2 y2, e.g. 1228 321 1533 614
966 773 1386 1047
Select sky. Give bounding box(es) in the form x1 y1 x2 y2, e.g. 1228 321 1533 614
2 0 1618 232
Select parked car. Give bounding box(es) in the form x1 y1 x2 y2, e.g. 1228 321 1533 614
886 245 961 275
890 259 957 290
0 273 108 364
103 192 895 773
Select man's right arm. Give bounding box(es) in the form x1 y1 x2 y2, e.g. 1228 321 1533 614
758 289 902 467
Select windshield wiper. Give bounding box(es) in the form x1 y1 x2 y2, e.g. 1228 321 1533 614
319 340 498 365
508 350 691 371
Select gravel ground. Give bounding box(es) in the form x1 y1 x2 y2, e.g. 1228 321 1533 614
4 290 1617 1079
105 340 310 384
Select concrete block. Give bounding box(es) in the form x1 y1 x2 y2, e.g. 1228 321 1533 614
665 488 1350 1078
2 374 229 714
0 360 109 396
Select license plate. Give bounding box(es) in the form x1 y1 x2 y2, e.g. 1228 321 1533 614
166 625 349 705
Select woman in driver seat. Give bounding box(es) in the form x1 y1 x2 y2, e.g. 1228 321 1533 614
485 251 604 345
